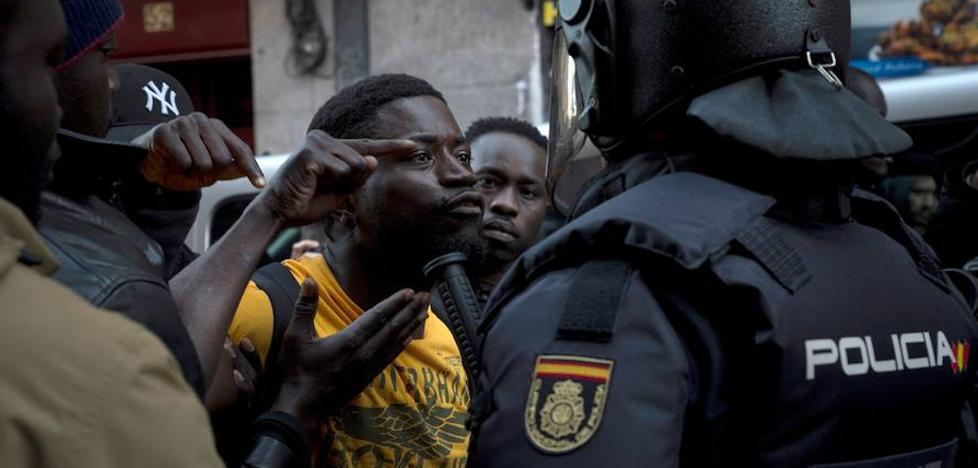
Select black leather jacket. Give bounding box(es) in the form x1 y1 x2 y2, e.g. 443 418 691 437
38 136 206 397
38 130 204 396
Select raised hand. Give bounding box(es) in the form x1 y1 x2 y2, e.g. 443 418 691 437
270 279 429 436
132 112 265 191
255 130 415 226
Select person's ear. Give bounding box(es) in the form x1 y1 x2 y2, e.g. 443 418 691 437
338 210 356 229
324 207 356 242
329 202 356 229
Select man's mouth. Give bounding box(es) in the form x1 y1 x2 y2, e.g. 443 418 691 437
444 191 484 218
483 219 518 243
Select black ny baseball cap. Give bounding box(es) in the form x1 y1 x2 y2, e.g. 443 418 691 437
106 64 195 143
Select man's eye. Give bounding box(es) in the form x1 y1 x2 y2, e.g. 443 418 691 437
456 152 472 165
412 152 433 163
99 39 118 57
477 177 497 189
521 188 539 199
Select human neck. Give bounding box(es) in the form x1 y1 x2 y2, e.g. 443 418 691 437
325 235 423 310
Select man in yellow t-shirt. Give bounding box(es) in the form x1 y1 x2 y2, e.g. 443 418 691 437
227 74 485 467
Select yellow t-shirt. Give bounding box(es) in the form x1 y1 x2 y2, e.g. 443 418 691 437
229 254 470 467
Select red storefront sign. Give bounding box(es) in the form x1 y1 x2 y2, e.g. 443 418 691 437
113 0 250 62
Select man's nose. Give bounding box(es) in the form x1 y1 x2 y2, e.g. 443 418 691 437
438 155 477 188
490 186 519 217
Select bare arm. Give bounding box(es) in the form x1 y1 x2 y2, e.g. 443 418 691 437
170 200 282 390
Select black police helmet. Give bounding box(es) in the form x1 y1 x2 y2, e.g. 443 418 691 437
556 0 851 147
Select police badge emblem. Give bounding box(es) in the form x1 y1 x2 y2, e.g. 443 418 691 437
525 355 614 454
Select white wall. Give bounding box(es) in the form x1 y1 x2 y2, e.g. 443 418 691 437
369 0 539 130
249 0 539 155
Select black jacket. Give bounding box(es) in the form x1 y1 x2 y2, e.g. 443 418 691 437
109 173 201 279
473 162 978 467
38 192 204 397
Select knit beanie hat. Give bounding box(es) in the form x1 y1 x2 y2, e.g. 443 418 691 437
57 0 124 70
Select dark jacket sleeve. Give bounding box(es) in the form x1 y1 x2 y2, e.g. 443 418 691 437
100 280 206 398
473 266 692 467
927 162 978 268
114 176 201 279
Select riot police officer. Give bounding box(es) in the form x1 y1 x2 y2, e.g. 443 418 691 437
472 1 978 466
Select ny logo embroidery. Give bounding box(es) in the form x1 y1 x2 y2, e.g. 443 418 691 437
142 81 180 116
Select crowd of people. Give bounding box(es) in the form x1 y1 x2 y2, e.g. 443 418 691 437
3 0 978 467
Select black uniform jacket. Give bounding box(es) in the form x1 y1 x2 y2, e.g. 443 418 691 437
473 170 978 467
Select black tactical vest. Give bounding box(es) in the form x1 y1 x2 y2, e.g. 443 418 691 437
474 172 978 467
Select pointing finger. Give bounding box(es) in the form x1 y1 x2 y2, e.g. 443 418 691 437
193 113 232 167
213 119 264 188
176 118 213 173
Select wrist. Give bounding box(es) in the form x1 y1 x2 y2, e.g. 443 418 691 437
269 384 301 416
246 194 288 236
252 192 291 228
246 411 312 467
270 384 321 442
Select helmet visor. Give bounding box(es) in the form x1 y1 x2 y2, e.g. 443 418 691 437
547 30 590 215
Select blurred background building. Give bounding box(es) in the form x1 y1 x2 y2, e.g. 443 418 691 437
111 0 975 160
112 0 556 155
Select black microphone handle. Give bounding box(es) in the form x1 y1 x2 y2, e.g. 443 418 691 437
424 253 483 387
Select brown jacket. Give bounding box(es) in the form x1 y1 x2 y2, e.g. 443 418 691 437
0 199 222 467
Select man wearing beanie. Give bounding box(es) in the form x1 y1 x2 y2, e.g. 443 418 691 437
54 0 124 139
38 0 265 397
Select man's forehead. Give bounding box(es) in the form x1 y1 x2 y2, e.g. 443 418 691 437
372 95 463 141
473 133 546 176
403 132 466 146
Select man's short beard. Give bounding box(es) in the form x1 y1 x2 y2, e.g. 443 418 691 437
0 85 57 224
364 202 488 285
426 227 488 274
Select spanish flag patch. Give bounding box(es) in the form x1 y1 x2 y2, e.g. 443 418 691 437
525 355 614 454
